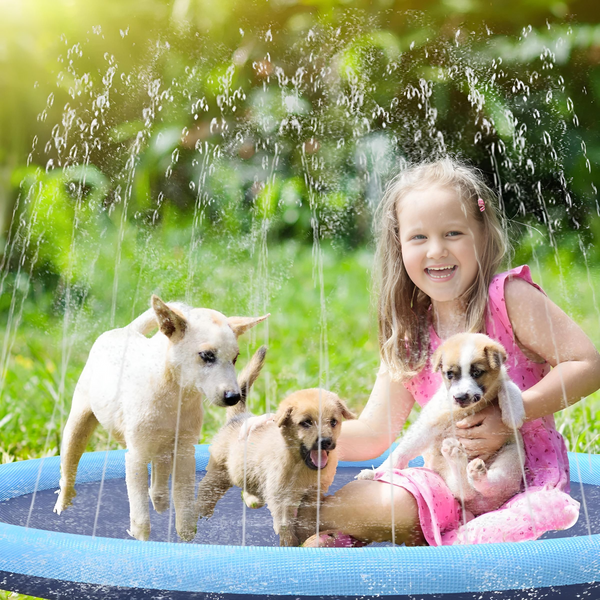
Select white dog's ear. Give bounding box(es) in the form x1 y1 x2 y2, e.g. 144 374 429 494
152 296 187 342
498 371 526 430
228 314 270 337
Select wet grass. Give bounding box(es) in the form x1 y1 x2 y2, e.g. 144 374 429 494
1 242 599 599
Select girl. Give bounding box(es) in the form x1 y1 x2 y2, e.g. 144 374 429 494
248 158 600 546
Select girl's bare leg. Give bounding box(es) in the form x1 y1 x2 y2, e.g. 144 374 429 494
297 480 426 546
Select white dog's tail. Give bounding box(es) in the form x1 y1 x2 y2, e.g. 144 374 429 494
128 308 159 335
227 346 267 419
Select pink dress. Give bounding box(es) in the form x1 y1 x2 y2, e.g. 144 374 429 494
373 265 580 545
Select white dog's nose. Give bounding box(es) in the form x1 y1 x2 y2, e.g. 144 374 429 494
223 390 241 406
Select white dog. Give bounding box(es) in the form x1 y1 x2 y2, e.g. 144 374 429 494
359 333 526 515
54 295 268 541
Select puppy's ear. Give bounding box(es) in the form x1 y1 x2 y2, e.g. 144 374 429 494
275 405 293 428
152 296 187 342
228 314 270 338
484 342 507 370
431 347 444 372
335 399 356 421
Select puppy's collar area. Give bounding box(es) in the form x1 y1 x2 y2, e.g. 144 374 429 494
300 444 329 470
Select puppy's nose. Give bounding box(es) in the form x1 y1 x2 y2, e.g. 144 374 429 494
454 393 471 407
318 437 334 451
223 391 241 406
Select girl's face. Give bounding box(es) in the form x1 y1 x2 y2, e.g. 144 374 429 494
397 185 484 304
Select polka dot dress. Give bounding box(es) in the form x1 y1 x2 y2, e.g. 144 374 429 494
373 265 580 545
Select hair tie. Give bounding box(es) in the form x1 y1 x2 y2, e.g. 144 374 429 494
477 198 485 212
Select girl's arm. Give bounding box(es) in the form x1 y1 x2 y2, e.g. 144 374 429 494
337 367 415 461
505 277 600 420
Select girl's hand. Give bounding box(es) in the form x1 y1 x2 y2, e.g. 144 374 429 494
238 413 274 440
454 404 513 461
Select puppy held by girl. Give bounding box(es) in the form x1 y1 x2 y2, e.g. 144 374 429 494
358 332 526 517
245 158 600 548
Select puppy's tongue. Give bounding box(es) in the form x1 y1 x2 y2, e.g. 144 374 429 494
310 450 328 468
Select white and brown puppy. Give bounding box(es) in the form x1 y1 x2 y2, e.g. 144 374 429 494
197 388 356 546
54 295 268 542
358 333 526 515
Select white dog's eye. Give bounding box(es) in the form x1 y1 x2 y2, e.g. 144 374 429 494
199 351 216 364
299 419 312 428
471 368 484 379
446 370 455 380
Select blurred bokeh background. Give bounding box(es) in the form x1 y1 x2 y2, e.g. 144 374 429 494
1 0 600 470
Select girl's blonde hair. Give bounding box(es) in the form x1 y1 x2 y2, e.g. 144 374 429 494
375 157 510 382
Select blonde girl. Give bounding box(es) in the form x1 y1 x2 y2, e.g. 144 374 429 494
247 158 600 546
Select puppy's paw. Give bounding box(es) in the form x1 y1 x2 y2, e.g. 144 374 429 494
467 458 487 482
278 526 299 547
242 490 264 509
441 438 466 462
355 468 376 481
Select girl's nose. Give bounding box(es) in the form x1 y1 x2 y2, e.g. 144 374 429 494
426 239 448 260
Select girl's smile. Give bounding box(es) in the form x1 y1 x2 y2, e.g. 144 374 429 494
425 265 457 280
397 185 484 307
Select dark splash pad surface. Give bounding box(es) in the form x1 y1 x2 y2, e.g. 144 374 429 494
0 457 369 546
1 446 600 599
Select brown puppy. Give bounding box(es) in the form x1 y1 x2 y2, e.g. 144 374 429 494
359 333 526 515
197 388 356 546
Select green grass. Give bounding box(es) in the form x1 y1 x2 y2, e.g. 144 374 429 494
1 240 600 599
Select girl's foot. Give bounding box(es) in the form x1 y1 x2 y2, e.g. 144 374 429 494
301 530 368 548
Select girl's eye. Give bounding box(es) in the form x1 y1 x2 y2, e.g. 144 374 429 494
446 371 454 380
300 420 312 428
411 234 427 240
199 351 216 364
446 231 463 237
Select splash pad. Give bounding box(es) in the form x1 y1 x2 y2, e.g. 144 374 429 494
1 446 600 599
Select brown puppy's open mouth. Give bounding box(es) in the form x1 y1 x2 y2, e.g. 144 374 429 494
301 445 329 470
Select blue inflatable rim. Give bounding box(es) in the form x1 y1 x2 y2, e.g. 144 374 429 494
0 446 599 597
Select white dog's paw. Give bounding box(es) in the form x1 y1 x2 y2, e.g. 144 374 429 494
467 458 487 482
177 523 197 542
355 468 376 481
53 488 75 514
127 519 151 541
150 491 169 514
441 438 466 461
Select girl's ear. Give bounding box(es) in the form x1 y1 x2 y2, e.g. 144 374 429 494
431 347 444 372
484 342 507 370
